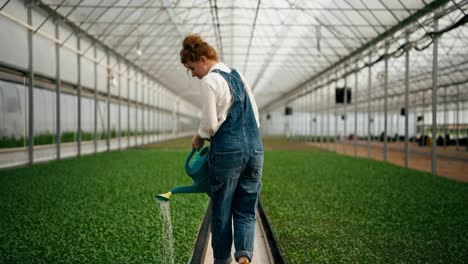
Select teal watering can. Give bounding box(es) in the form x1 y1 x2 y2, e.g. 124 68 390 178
155 146 210 201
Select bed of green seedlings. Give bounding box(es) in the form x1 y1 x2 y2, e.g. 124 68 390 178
2 136 467 263
0 148 209 263
260 150 468 263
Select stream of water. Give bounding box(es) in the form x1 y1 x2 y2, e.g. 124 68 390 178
157 199 175 264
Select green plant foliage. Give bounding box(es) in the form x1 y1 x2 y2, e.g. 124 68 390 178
81 131 93 141
99 131 107 140
110 129 117 139
61 131 75 143
261 151 468 263
0 135 25 148
0 149 209 263
34 132 55 145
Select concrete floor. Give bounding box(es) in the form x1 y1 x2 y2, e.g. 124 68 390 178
203 212 274 264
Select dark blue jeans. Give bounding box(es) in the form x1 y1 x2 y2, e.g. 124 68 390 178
209 148 263 263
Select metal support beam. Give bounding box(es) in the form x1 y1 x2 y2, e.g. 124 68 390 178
93 45 97 153
343 69 348 155
27 4 34 165
77 35 82 157
334 77 338 152
106 51 110 151
443 86 447 147
135 73 138 146
117 60 121 150
383 41 389 161
142 78 145 145
127 66 130 146
354 61 358 157
327 80 331 150
55 22 61 160
314 90 318 142
404 31 410 168
367 52 372 159
431 12 439 175
317 86 325 146
157 87 160 142
319 88 322 145
456 85 460 150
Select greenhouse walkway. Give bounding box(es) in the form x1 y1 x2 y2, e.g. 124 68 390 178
203 211 274 264
189 201 281 264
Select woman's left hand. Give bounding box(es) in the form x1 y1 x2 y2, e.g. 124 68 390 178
192 133 204 151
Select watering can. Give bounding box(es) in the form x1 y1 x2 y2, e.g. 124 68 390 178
156 146 210 201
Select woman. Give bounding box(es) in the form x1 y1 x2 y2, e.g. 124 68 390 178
180 34 263 264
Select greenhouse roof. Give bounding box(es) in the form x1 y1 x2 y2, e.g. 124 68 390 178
31 0 468 111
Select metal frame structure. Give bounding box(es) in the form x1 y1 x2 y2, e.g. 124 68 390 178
0 0 467 175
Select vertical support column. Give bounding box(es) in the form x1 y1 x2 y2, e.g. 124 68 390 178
27 3 34 165
142 78 146 145
327 79 331 150
422 91 426 142
157 87 160 142
106 50 110 151
443 86 447 147
134 73 138 146
77 35 82 156
127 66 130 147
334 77 338 153
117 60 121 150
304 94 307 142
404 31 410 168
367 52 372 159
354 61 358 157
305 88 313 142
318 87 321 145
175 98 179 136
431 12 439 175
456 85 460 150
141 78 145 145
313 89 317 142
317 89 320 143
152 85 155 142
93 45 97 153
149 82 152 142
383 41 389 161
55 22 61 160
343 68 348 155
317 86 320 143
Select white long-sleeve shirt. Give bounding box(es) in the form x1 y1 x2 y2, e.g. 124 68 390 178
198 62 260 139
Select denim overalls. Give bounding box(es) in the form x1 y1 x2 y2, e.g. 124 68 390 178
208 68 264 263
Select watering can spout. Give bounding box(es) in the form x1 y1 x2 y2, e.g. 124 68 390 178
155 146 210 201
156 191 172 202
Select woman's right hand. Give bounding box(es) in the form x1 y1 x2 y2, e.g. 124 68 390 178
192 133 204 151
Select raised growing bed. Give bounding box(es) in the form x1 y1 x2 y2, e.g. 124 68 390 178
260 150 468 263
0 149 209 263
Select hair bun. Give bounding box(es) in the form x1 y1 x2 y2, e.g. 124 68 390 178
183 34 204 50
180 34 218 64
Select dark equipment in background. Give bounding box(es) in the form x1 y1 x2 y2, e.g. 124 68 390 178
417 115 424 122
285 107 293 116
266 113 271 120
335 87 352 104
401 108 406 116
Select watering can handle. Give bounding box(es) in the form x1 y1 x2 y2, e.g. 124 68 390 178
185 148 197 172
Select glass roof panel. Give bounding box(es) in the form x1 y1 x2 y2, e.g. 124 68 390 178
29 0 465 109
